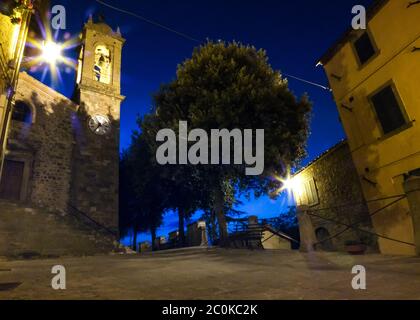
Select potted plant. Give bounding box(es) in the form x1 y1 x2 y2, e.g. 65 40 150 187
345 240 367 255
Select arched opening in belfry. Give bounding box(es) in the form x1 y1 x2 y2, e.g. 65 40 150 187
93 45 112 84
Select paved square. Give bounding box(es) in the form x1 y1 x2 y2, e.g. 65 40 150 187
1 248 419 300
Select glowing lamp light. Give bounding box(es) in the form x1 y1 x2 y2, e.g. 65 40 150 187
274 172 301 196
24 17 79 86
282 177 295 192
41 41 63 64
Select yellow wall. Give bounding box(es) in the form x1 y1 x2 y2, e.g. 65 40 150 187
0 9 25 166
0 12 19 133
322 0 420 255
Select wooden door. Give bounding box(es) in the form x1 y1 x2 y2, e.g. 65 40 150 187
0 160 24 201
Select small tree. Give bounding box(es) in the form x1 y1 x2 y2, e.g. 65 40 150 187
119 150 137 249
128 123 167 250
141 114 208 247
153 41 311 246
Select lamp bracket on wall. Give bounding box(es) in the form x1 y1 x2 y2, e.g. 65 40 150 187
340 104 353 112
362 176 378 187
407 1 420 8
330 74 342 81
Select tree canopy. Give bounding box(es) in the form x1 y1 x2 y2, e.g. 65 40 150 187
123 41 312 247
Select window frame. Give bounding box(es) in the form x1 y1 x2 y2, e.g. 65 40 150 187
350 28 380 68
11 100 34 124
368 80 412 139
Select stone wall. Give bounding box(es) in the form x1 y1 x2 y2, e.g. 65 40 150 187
0 18 124 257
0 200 117 257
69 93 120 233
69 19 125 234
7 72 77 213
294 141 377 251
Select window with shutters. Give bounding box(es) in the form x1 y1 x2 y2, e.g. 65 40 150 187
294 178 319 207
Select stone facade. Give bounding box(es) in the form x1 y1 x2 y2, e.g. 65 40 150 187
70 19 125 234
0 19 124 256
293 141 378 252
6 72 77 212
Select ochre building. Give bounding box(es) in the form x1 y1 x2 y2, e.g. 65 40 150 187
318 0 420 255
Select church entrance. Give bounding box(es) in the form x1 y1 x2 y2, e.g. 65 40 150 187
0 160 24 201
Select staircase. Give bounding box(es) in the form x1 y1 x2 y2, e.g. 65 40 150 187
0 200 126 258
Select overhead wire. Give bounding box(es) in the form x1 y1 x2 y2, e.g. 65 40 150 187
95 0 331 92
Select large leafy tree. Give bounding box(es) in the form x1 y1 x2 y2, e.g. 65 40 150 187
152 41 311 246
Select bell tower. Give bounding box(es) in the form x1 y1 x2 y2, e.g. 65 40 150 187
71 16 125 235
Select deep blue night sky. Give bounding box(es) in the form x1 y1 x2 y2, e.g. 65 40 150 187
33 0 373 241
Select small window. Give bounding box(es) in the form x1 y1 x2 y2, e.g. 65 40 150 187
12 101 32 123
353 32 377 66
370 84 408 135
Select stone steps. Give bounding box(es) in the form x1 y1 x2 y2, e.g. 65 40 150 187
0 201 123 258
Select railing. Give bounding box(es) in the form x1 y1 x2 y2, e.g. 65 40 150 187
226 216 299 249
303 193 415 249
67 203 118 239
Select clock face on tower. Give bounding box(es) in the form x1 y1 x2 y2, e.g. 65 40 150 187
88 114 111 135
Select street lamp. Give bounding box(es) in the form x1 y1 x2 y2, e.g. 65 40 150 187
274 171 300 196
282 176 295 192
40 41 63 65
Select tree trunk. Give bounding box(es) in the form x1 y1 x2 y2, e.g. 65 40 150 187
208 211 218 245
178 208 186 247
132 224 138 252
214 188 229 247
151 226 157 251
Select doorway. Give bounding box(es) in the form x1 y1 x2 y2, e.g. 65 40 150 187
315 227 335 251
0 160 25 201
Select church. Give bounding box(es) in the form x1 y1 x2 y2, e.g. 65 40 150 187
0 16 125 256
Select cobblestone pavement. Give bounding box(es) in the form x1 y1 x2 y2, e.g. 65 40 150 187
1 248 419 300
